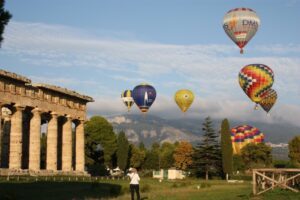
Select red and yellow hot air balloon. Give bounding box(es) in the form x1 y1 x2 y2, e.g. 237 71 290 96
231 125 264 154
223 8 260 54
238 64 274 108
259 89 277 114
174 89 195 113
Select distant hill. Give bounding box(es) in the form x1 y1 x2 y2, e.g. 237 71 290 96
107 114 202 147
107 114 300 146
166 118 300 144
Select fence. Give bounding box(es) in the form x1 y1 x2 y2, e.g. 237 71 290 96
0 175 129 182
252 168 300 195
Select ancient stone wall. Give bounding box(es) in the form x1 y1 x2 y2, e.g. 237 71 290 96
0 69 94 175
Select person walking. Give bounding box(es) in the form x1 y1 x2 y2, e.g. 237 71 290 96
127 168 140 200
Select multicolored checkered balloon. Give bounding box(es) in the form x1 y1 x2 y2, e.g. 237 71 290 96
231 125 265 154
259 89 277 113
238 64 274 104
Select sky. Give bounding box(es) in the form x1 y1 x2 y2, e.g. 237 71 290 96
0 0 300 127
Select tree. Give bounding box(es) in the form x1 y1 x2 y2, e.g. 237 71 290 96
84 116 117 171
241 143 272 169
173 141 194 170
129 144 146 169
143 143 160 170
159 142 176 169
139 142 146 151
0 0 12 46
220 118 233 180
288 136 300 167
233 154 245 172
116 131 129 171
193 117 222 180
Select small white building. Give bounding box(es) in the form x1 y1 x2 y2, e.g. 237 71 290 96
153 168 186 180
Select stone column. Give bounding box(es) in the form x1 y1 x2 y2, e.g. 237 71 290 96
9 105 24 169
28 108 41 171
75 120 85 171
46 112 58 170
62 115 72 171
0 104 2 166
1 116 11 168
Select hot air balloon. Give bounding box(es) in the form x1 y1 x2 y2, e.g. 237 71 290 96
132 83 156 113
238 64 274 107
121 90 134 112
231 125 264 154
259 89 277 113
174 89 195 113
223 8 260 54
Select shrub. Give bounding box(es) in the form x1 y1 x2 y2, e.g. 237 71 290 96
200 182 211 188
171 183 178 188
141 184 151 192
179 182 187 187
121 185 130 194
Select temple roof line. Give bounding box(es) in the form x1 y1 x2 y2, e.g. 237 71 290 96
0 69 31 83
0 69 94 102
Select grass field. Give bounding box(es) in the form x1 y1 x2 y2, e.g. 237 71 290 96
0 178 299 200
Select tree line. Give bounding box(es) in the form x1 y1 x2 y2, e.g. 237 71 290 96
83 116 300 179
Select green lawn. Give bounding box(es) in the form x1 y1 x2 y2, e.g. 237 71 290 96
0 178 299 200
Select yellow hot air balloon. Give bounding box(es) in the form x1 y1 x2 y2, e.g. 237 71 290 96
174 89 195 113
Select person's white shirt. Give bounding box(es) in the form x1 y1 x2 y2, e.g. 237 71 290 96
127 172 140 185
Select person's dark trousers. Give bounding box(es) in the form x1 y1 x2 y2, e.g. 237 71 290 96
130 184 140 200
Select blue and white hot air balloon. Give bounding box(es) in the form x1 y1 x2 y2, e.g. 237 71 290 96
132 83 156 113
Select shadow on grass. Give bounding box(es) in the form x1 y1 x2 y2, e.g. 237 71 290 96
0 181 122 200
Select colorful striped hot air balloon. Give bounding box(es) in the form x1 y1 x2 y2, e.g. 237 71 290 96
132 83 156 113
259 89 277 114
231 125 264 154
238 64 274 107
121 90 134 112
223 8 260 54
174 89 195 113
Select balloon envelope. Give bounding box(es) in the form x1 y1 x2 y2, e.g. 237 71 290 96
259 89 277 113
231 125 264 154
238 64 274 104
174 89 195 113
132 83 156 113
223 8 260 53
121 90 134 111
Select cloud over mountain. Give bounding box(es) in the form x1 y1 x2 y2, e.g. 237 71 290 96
2 21 300 128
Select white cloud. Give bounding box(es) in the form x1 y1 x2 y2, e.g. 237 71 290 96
108 116 132 124
141 130 157 138
87 95 300 128
125 129 139 143
2 21 300 127
4 21 298 103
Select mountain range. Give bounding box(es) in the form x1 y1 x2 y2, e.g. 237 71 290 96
107 114 300 146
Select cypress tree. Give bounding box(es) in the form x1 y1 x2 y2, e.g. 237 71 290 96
220 118 233 180
117 131 129 171
288 136 300 167
193 117 222 180
0 0 12 46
